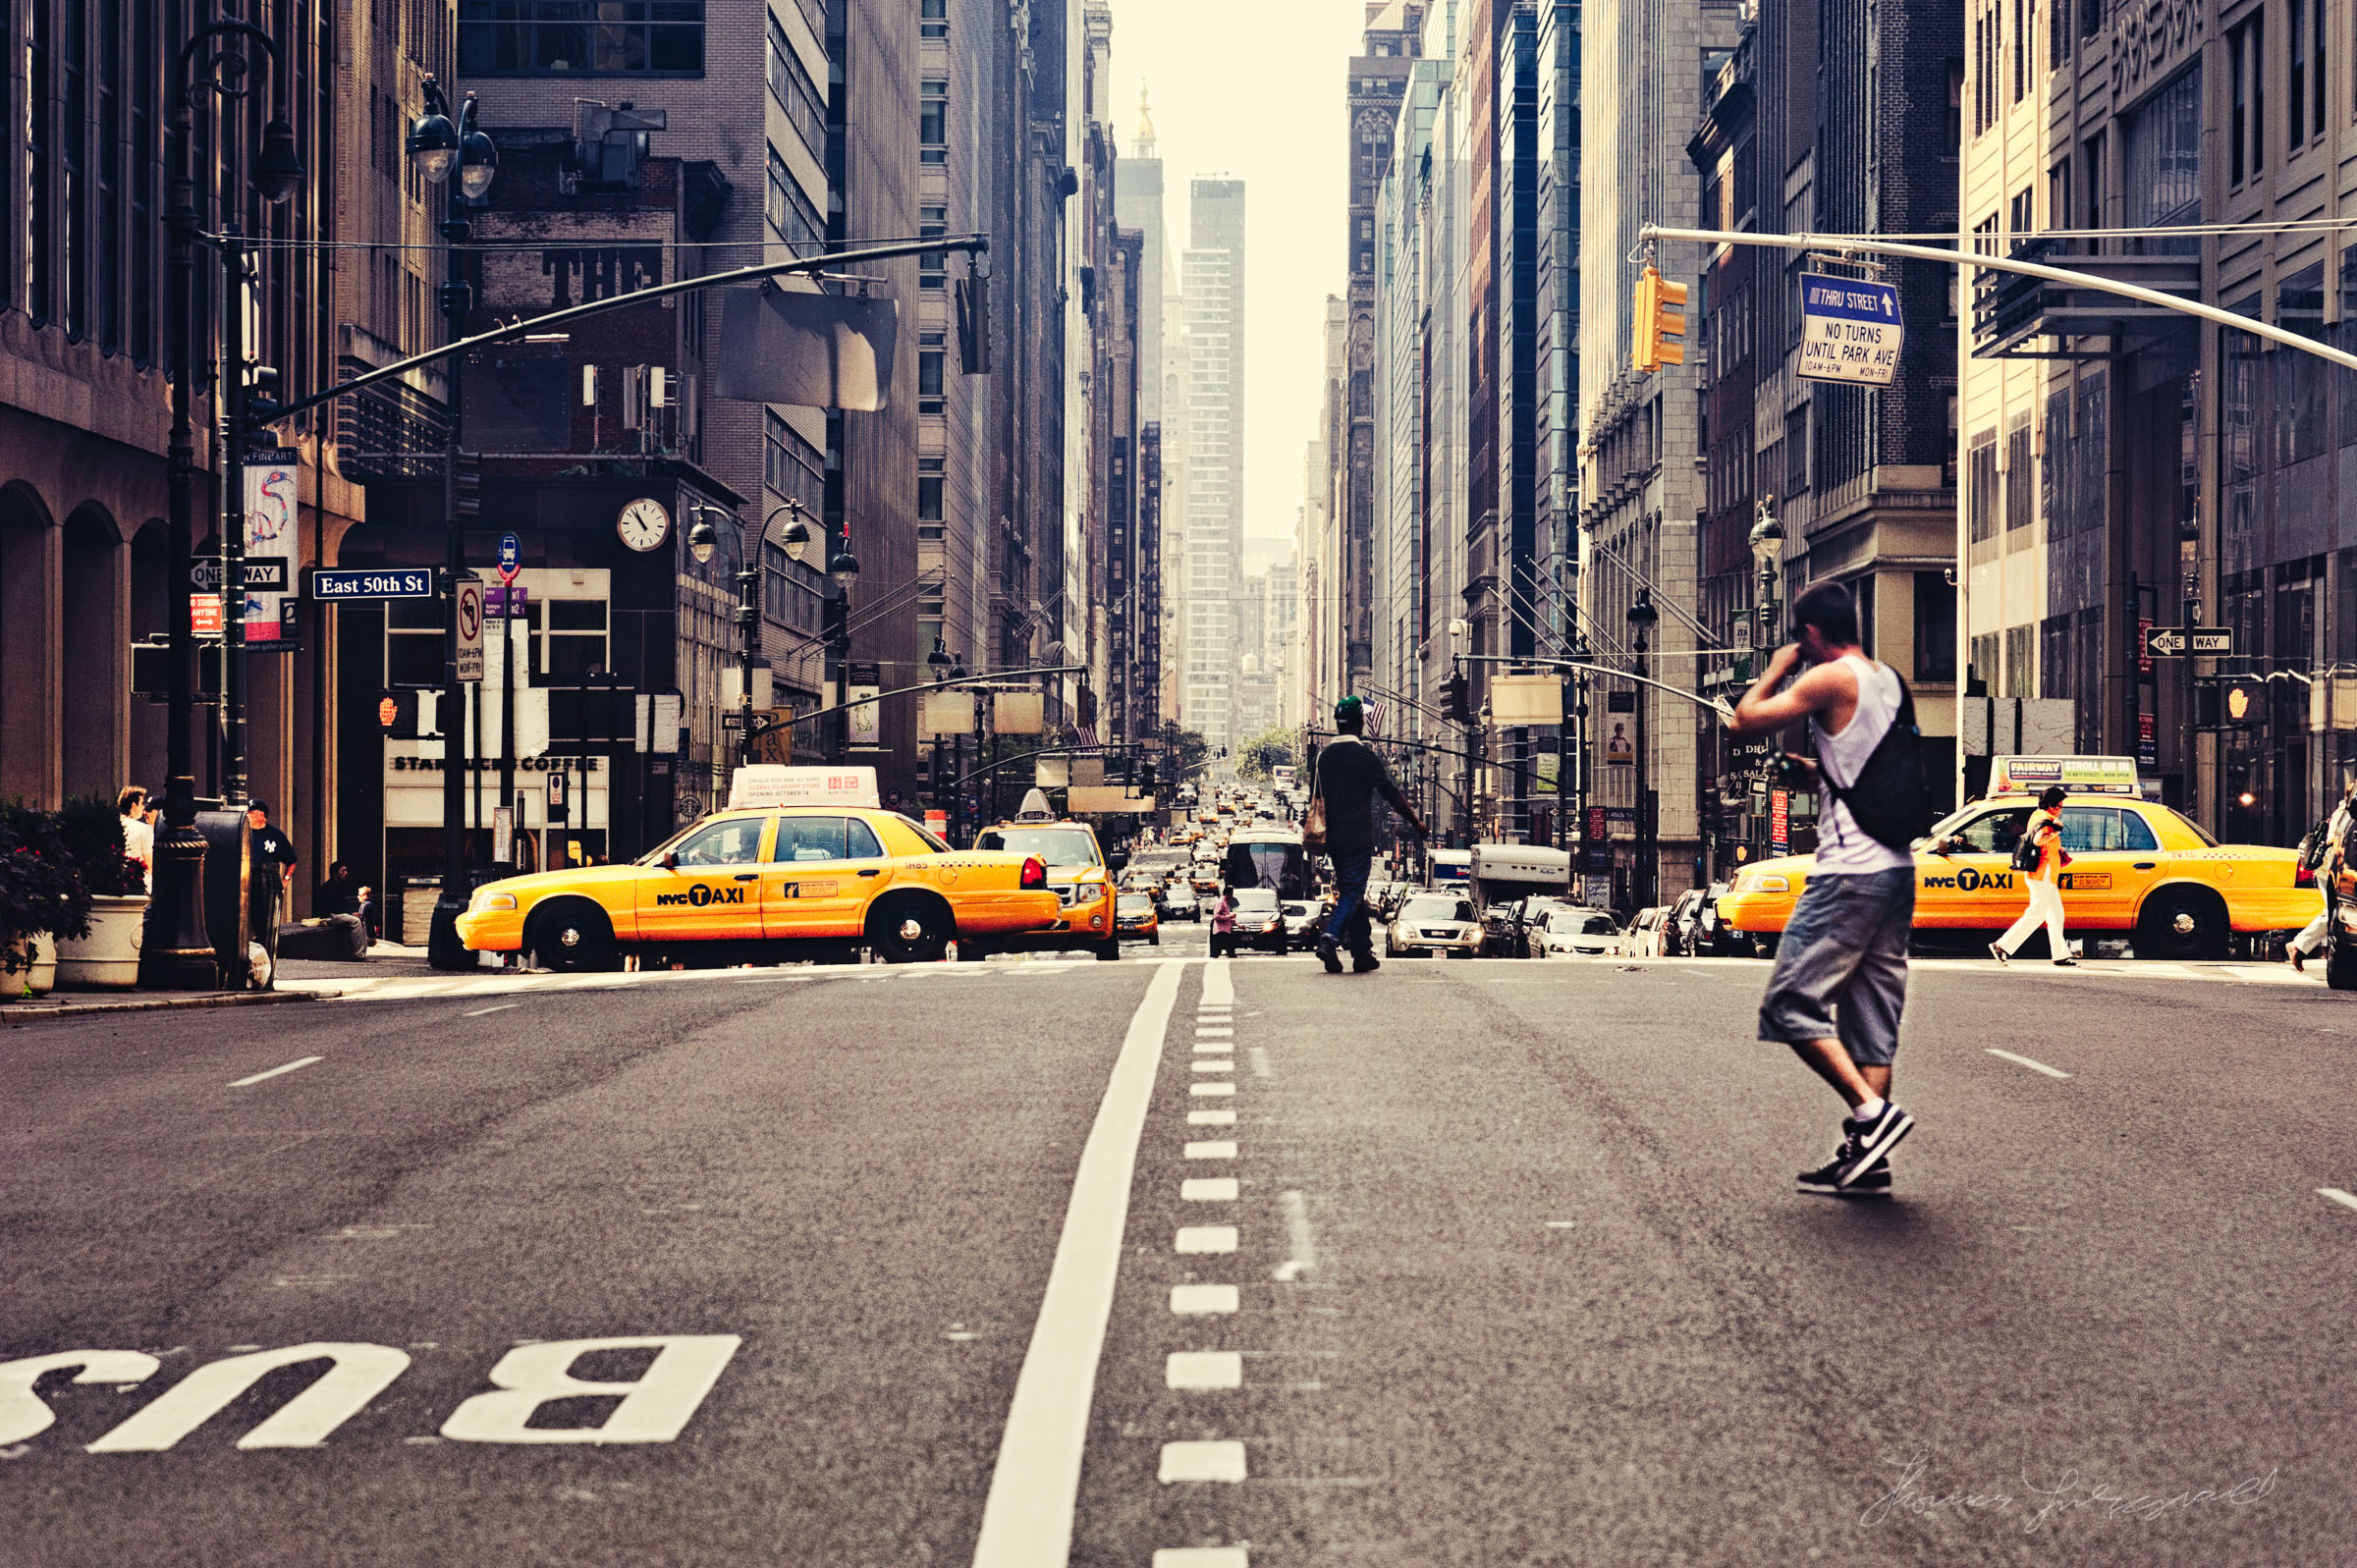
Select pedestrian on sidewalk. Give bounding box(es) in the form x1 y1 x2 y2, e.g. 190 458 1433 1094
117 786 152 892
1726 581 1920 1198
1310 695 1427 974
1990 785 2074 967
2287 777 2354 972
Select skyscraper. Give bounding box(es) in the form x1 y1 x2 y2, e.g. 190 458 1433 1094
1181 178 1246 753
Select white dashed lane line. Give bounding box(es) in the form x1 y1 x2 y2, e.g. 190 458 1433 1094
1176 1225 1238 1254
228 1055 323 1088
2320 1188 2357 1213
1171 1284 1239 1315
1160 1439 1248 1483
1985 1047 2071 1079
463 1002 520 1016
1167 1351 1243 1390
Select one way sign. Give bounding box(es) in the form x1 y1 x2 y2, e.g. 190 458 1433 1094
2142 625 2234 657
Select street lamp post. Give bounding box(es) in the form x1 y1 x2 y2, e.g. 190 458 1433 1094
1628 587 1660 912
411 78 498 970
143 21 301 991
1748 503 1784 864
688 500 814 769
821 539 861 762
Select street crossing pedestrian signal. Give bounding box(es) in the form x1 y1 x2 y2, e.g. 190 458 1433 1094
1632 265 1687 373
378 688 439 738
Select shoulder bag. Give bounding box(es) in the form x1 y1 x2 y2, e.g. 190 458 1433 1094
1819 667 1934 851
1302 747 1330 850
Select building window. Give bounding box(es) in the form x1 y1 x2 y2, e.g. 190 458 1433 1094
766 145 823 253
766 11 826 156
765 408 824 511
2004 413 2034 532
917 455 944 541
921 0 947 38
1914 572 1958 682
2003 624 2034 698
918 338 944 415
920 79 948 165
2011 0 2025 102
28 0 53 324
1967 430 2000 559
459 0 706 75
919 203 947 290
2229 16 2263 184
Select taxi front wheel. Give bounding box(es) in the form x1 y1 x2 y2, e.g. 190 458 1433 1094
531 901 617 972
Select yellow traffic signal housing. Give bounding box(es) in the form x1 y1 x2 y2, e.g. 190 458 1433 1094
1631 264 1688 374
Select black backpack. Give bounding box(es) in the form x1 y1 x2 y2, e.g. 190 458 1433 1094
1819 669 1934 851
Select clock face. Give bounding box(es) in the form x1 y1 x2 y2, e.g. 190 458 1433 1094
618 498 671 552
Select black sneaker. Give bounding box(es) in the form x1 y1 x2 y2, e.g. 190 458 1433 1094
1836 1103 1914 1186
1351 952 1380 974
1798 1152 1891 1198
1314 935 1343 974
1989 942 2009 966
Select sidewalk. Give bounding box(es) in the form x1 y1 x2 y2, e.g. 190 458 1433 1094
0 941 476 1023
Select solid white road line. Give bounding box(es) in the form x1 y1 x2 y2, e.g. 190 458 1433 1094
1177 1225 1238 1254
968 959 1186 1568
463 1002 520 1016
1985 1048 2071 1079
1202 959 1234 1006
1185 1141 1238 1160
2320 1188 2357 1213
228 1055 324 1088
1159 1440 1247 1483
1170 1284 1239 1315
1182 1178 1240 1202
1166 1352 1243 1390
1188 1108 1237 1126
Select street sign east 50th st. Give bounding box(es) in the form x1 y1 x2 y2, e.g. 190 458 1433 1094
1797 273 1902 387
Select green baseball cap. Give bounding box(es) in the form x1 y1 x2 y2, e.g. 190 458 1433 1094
1334 694 1363 724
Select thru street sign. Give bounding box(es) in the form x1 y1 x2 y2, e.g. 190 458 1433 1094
1797 274 1903 386
2141 624 2233 658
456 579 485 681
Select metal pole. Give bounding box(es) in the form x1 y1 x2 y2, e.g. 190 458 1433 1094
219 225 248 811
499 585 517 871
738 537 761 768
1634 627 1652 910
427 87 476 970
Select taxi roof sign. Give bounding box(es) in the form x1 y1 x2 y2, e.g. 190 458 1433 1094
1988 755 2140 796
728 765 882 810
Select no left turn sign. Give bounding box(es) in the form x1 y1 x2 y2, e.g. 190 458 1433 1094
456 578 485 682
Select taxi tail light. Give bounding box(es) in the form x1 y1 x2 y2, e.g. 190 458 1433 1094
1020 855 1048 891
2297 862 2317 888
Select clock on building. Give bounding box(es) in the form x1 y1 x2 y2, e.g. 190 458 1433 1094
617 497 671 552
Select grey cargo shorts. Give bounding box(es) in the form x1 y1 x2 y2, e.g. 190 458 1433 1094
1757 866 1914 1067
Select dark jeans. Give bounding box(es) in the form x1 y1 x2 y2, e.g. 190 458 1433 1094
1321 848 1375 953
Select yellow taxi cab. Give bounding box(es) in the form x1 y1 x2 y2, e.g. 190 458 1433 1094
964 789 1125 960
1718 756 2320 960
1115 889 1161 946
455 767 1059 970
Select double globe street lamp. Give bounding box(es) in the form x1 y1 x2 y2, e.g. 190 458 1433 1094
684 500 858 770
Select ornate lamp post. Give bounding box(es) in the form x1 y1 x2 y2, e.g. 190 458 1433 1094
411 78 498 970
144 20 302 990
1627 587 1660 911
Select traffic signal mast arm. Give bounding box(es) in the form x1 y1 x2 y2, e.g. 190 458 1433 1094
1453 651 1735 720
1637 224 2357 374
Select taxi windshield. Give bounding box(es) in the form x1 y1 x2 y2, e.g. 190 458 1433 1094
975 826 1101 866
1117 892 1153 912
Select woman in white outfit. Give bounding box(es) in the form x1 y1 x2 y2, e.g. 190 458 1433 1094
1991 785 2074 966
2288 779 2354 971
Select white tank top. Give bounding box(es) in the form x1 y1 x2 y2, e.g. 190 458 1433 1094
1809 653 1913 876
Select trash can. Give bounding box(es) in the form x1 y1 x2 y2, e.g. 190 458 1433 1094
401 877 444 946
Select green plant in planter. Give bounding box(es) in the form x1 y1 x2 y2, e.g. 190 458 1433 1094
57 795 145 898
0 800 92 975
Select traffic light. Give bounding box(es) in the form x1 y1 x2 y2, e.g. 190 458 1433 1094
378 689 439 739
1442 672 1470 725
1139 761 1157 792
1631 264 1688 373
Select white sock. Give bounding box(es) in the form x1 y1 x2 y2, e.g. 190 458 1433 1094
1849 1097 1887 1124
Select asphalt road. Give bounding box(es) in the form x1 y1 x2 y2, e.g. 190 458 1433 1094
3 946 2349 1566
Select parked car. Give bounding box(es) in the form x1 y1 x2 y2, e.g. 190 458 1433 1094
1662 889 1707 957
1386 892 1484 958
1686 883 1750 956
1508 895 1580 958
1533 906 1621 957
1615 906 1668 956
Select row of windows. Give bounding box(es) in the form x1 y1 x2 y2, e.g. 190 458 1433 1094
459 1 703 75
766 12 825 155
765 145 824 252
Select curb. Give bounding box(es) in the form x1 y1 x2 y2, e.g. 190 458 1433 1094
1 988 341 1025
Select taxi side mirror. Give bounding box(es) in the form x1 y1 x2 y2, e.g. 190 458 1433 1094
661 851 679 870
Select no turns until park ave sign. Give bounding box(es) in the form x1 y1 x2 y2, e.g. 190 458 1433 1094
1798 273 1902 387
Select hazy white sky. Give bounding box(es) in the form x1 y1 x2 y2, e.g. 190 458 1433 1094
1105 0 1366 561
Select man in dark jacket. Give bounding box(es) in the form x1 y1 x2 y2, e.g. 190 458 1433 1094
1313 695 1427 973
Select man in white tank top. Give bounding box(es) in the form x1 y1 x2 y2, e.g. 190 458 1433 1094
1727 580 1918 1197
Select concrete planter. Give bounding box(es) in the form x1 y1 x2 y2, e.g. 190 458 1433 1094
5 931 58 999
55 894 148 990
